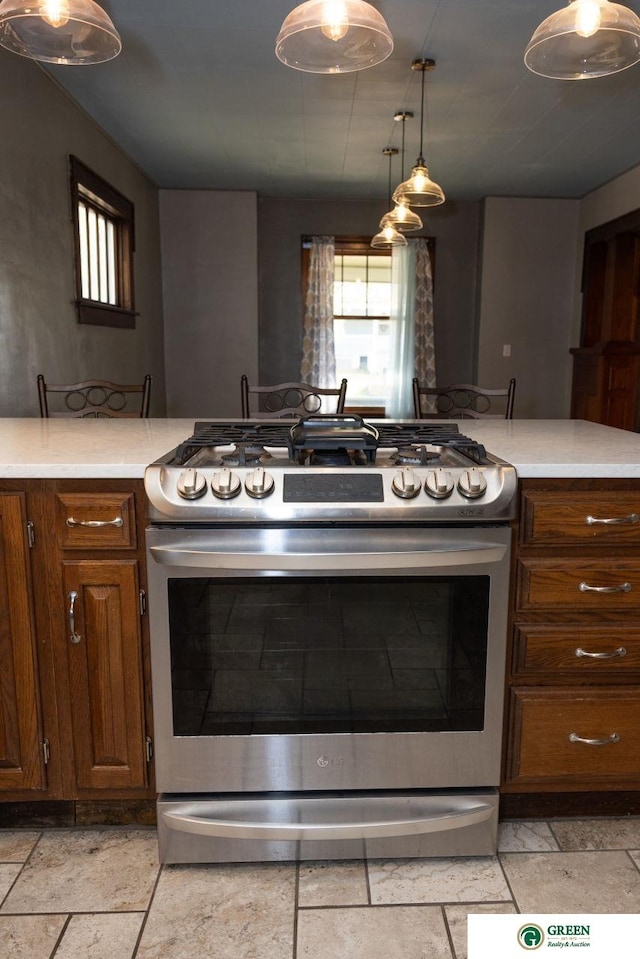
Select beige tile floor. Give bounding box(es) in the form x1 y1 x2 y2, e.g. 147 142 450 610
2 818 640 959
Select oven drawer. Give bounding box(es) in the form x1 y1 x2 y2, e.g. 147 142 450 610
521 490 640 545
516 557 640 610
513 625 640 676
55 492 137 549
507 687 640 784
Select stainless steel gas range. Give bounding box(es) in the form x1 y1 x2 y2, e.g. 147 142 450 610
144 415 517 863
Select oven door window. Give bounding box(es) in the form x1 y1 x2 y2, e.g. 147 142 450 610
168 576 489 736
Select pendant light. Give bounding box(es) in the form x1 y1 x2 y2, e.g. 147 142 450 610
371 148 407 250
392 58 445 209
275 0 393 74
379 111 423 234
0 0 121 64
524 0 640 79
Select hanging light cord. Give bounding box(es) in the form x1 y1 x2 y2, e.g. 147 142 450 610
418 67 426 164
411 58 435 166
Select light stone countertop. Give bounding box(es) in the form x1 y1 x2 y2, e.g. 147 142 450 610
0 417 639 479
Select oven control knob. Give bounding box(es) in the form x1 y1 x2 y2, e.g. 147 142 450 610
245 467 275 499
424 468 454 499
176 468 207 500
392 468 421 499
457 468 487 499
211 468 242 500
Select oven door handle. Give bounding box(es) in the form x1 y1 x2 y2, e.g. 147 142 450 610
148 542 507 571
162 800 495 841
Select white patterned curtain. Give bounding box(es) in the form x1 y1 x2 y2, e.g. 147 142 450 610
413 238 436 393
300 236 336 386
386 238 436 418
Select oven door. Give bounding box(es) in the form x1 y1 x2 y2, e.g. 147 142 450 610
146 524 511 795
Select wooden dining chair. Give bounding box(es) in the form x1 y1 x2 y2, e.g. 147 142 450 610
37 374 152 418
412 377 516 419
240 375 348 418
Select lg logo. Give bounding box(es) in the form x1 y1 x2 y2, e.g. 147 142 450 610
316 755 344 768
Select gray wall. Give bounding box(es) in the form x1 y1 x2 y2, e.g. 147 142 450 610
477 197 581 419
160 191 259 417
258 197 482 389
0 54 165 417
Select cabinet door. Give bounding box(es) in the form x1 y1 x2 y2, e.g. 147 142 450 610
63 560 147 790
0 493 45 791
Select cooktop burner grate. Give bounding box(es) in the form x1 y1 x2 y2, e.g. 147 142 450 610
173 419 488 467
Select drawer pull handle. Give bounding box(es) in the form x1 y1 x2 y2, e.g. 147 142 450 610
586 513 639 526
66 516 124 528
569 732 620 746
575 646 627 659
578 581 631 594
68 590 81 644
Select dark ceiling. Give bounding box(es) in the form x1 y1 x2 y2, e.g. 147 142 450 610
42 0 640 202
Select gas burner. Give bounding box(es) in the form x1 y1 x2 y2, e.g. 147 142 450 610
393 445 441 467
221 443 268 467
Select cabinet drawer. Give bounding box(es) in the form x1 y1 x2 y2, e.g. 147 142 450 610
56 492 136 549
508 687 640 783
517 557 640 610
521 490 640 545
513 625 640 675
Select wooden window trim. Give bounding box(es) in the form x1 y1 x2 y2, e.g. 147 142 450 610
70 156 137 329
301 234 436 299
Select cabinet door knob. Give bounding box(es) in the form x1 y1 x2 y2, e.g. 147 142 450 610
69 590 81 644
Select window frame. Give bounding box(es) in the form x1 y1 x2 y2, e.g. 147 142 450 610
333 239 393 320
69 155 136 329
300 235 435 416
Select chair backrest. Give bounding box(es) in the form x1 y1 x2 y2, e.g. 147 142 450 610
412 378 516 419
240 375 347 418
37 374 152 418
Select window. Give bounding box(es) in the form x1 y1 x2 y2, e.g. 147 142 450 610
301 235 435 415
333 239 392 410
69 156 136 328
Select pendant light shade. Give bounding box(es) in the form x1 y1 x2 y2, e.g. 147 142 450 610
0 0 121 64
392 59 445 209
371 147 407 250
380 198 423 232
392 162 445 208
371 223 407 249
524 0 640 79
275 0 393 74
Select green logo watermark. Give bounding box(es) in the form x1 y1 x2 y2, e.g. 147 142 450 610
518 924 545 950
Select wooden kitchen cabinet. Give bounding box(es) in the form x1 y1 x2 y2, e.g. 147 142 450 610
570 214 640 431
0 479 154 810
51 480 153 800
503 479 640 795
0 492 46 793
507 687 640 784
62 560 148 791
